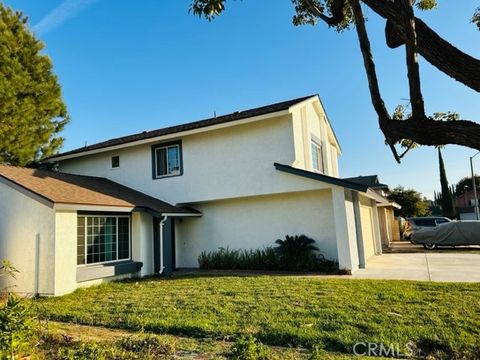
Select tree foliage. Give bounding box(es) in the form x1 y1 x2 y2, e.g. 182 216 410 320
455 176 480 196
189 0 480 161
0 4 68 166
387 186 430 217
438 148 455 218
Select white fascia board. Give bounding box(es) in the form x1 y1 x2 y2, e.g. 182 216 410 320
54 203 135 212
47 109 291 162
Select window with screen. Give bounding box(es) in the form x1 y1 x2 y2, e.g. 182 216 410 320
77 215 130 266
153 141 182 178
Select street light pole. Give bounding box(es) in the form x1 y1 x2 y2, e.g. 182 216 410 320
470 151 480 220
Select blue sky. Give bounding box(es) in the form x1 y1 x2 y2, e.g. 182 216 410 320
4 0 480 198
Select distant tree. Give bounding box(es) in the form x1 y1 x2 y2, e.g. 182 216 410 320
0 4 68 166
189 0 480 161
387 186 431 217
438 148 455 218
455 176 480 196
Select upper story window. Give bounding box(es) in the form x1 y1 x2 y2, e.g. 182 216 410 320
152 141 182 179
111 156 120 168
311 140 324 173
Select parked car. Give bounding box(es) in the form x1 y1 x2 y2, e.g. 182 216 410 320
404 216 451 241
411 221 480 249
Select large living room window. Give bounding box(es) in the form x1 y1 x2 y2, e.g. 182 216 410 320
311 140 324 173
153 141 182 178
77 215 130 266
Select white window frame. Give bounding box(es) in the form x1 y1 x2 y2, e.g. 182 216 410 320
311 140 324 173
154 143 181 178
77 215 131 267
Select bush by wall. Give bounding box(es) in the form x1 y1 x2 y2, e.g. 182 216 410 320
198 235 341 273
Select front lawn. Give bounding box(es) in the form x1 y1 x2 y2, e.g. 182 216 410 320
37 276 480 358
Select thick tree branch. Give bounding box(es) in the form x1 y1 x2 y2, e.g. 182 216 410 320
401 0 425 117
349 0 389 120
362 0 480 92
381 117 480 151
349 0 402 162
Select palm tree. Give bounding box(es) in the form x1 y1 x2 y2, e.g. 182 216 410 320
274 235 319 271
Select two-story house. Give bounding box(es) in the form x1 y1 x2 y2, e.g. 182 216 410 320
0 95 386 296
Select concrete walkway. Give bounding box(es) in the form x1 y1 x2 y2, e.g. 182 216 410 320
352 253 480 282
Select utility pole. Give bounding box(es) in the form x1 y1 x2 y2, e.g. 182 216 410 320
470 151 480 220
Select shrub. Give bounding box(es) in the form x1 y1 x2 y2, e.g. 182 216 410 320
198 247 279 271
229 336 270 360
274 235 319 271
198 236 341 273
0 260 33 359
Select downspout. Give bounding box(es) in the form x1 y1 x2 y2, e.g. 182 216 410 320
158 216 168 274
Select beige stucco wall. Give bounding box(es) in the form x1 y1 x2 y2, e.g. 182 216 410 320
58 101 341 206
131 211 154 276
343 191 359 270
54 211 77 295
175 189 337 268
0 180 56 295
59 114 313 204
290 101 340 177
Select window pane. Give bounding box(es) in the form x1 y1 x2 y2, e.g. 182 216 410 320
118 217 129 260
79 216 127 265
167 146 180 174
111 156 120 168
156 148 167 176
311 143 320 171
77 217 85 265
311 141 324 173
318 145 324 172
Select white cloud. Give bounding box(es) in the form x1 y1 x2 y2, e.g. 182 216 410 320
32 0 98 36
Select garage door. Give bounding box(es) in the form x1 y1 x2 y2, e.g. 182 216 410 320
360 205 376 259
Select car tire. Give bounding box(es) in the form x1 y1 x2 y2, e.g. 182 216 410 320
423 243 437 250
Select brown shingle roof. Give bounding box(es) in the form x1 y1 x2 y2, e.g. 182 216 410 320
0 165 198 215
48 95 316 160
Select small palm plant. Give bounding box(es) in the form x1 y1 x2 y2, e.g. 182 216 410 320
274 235 319 271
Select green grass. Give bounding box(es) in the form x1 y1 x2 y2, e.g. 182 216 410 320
36 276 480 358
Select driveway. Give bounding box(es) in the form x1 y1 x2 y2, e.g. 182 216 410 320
352 253 480 282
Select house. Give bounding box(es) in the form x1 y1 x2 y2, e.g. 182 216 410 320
454 189 479 220
345 175 401 246
0 95 392 296
0 166 199 296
